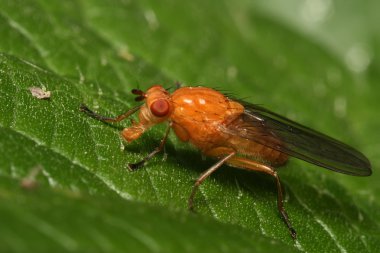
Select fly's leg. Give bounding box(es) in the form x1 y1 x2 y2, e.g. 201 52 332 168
226 157 297 240
128 123 172 171
80 104 141 123
188 152 236 211
80 104 171 170
175 81 182 89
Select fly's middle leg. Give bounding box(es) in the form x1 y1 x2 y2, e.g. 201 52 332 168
128 123 172 171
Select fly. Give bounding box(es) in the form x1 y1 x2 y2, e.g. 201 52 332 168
80 85 372 239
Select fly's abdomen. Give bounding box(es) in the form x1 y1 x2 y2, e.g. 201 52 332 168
228 135 288 166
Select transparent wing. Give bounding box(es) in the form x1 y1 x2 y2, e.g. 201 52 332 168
221 102 371 176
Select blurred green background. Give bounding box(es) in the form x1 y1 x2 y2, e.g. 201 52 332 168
0 0 379 252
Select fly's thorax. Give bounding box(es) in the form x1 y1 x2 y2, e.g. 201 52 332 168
170 86 244 151
171 87 244 122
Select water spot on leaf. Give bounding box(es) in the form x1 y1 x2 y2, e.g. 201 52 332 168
345 44 372 73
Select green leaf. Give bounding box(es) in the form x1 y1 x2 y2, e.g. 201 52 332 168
0 170 295 253
0 0 379 252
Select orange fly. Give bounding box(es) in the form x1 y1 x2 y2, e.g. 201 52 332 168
80 85 372 239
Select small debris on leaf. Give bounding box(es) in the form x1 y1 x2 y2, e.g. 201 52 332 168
20 165 42 190
118 47 135 62
29 87 51 100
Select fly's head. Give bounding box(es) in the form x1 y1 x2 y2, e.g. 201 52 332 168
134 85 173 123
122 85 173 142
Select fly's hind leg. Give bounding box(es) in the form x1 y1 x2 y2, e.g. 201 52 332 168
188 151 236 211
227 157 297 240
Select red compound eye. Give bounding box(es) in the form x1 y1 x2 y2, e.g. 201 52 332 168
150 99 170 117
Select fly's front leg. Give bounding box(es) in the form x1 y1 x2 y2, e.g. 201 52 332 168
80 104 141 123
128 123 172 171
188 151 236 211
226 157 297 240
